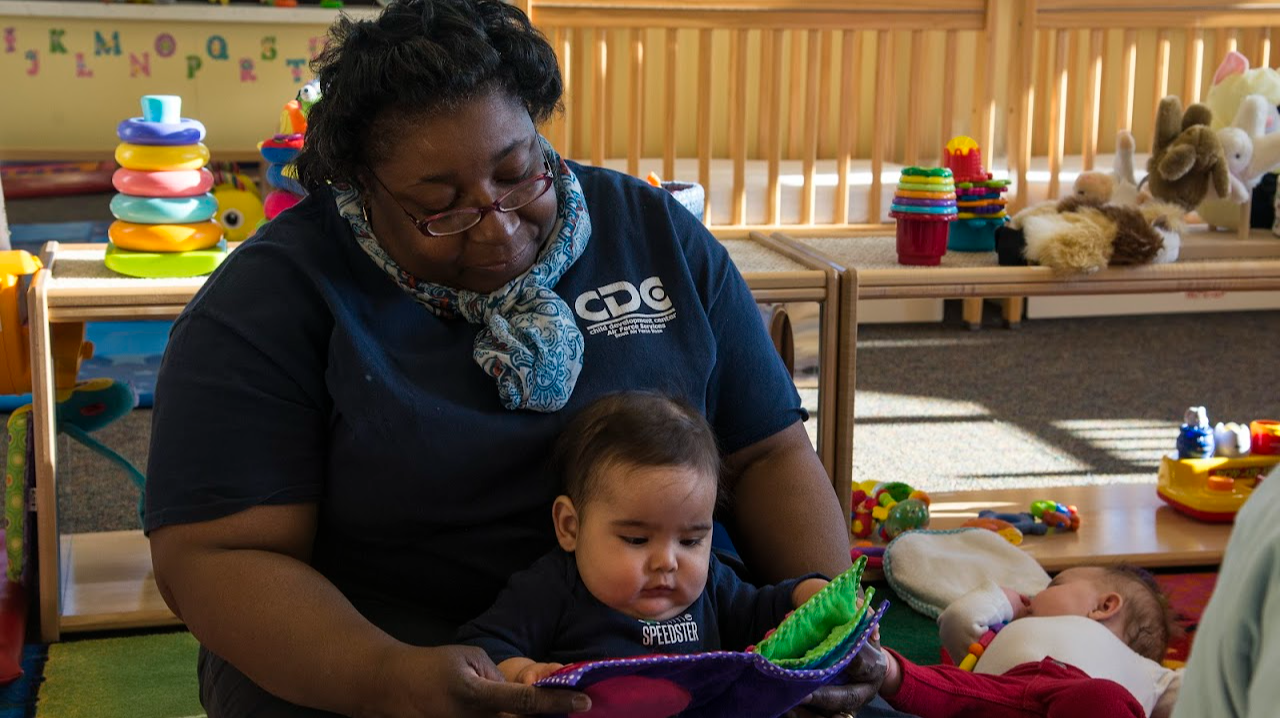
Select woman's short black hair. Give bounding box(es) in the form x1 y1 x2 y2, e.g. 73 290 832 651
295 0 562 191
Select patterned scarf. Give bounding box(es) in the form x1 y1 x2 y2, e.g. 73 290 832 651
334 137 589 412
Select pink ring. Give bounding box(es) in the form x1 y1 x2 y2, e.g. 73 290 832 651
112 168 214 198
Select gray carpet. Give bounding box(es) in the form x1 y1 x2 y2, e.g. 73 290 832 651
32 304 1277 534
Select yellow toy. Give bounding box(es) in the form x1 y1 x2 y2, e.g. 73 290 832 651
1157 453 1278 522
0 251 91 396
210 171 264 243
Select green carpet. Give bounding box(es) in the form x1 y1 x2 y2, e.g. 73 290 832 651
37 631 200 717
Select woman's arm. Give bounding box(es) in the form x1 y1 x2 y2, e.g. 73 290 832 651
724 421 850 582
151 503 588 716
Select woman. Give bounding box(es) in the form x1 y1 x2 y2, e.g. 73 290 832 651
145 0 880 715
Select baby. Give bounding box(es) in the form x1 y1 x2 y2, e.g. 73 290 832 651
881 565 1182 717
456 391 828 685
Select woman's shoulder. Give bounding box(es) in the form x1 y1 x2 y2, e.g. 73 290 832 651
185 191 355 316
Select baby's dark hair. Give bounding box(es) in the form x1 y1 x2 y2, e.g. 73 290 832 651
295 0 562 191
551 392 723 509
1098 564 1176 663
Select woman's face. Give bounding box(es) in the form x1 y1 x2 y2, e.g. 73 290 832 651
362 90 557 294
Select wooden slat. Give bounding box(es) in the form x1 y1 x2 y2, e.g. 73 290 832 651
604 30 616 158
834 30 859 224
767 28 784 225
1262 27 1273 69
756 28 775 164
941 30 958 161
1184 27 1204 104
628 28 645 177
905 29 924 167
1048 29 1069 200
1082 28 1103 171
664 28 677 181
1036 28 1051 156
1154 29 1171 138
731 29 748 225
1118 29 1137 131
802 29 820 224
573 27 586 158
697 28 713 223
978 1 998 159
789 30 805 159
869 30 892 223
549 27 569 152
817 30 834 161
592 29 608 165
1013 4 1038 211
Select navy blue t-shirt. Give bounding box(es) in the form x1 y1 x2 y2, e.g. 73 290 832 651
455 550 812 665
144 163 804 646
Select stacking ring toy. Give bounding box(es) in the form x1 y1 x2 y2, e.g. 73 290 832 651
108 219 223 252
117 117 206 146
112 168 214 197
266 163 306 196
897 182 956 193
893 197 957 207
115 142 210 172
110 193 218 224
895 189 956 200
264 189 301 218
105 239 228 279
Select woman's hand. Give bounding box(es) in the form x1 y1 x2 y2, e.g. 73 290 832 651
788 631 887 718
378 644 589 716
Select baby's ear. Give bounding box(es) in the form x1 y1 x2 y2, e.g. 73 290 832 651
1090 591 1124 621
552 495 581 552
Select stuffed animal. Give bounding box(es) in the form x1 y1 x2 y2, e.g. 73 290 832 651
1146 96 1230 211
1197 94 1280 229
1021 196 1170 273
1200 52 1280 231
1073 131 1143 206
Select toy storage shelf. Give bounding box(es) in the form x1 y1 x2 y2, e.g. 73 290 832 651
864 482 1234 582
775 232 1280 569
59 530 176 633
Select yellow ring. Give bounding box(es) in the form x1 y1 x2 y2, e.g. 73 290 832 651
897 174 952 185
108 220 223 252
114 142 210 172
895 189 957 200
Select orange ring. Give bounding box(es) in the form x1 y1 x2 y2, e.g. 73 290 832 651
108 220 223 252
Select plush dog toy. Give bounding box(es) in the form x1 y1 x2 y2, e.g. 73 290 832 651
1018 196 1184 273
1073 130 1143 206
1146 96 1230 211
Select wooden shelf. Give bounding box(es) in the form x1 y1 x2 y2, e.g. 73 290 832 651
58 530 180 634
861 482 1233 580
0 1 381 25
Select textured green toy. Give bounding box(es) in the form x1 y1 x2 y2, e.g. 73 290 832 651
754 555 877 670
901 166 954 178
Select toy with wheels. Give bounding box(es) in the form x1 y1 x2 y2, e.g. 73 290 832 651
1157 453 1277 521
108 96 227 278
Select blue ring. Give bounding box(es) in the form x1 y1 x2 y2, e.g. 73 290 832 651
267 163 306 196
117 117 207 146
890 203 956 215
110 192 218 224
260 145 300 164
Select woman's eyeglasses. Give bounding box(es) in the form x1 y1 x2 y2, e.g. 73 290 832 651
368 163 555 237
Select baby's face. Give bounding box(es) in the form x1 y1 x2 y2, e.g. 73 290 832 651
573 463 716 622
1028 567 1108 618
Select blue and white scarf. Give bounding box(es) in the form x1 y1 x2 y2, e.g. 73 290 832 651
334 137 589 413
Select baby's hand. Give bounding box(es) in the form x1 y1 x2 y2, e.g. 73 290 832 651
514 662 566 685
1001 586 1031 620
